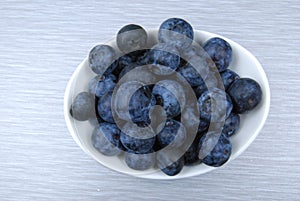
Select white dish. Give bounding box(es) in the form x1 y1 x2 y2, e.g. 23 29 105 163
64 29 270 179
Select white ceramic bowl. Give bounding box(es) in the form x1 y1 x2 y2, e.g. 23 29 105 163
64 29 270 179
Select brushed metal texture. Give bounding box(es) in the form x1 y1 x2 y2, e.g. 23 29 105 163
0 0 299 200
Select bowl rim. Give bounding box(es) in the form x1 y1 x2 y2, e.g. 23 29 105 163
64 29 270 180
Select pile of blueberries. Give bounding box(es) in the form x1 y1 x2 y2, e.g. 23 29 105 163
70 18 262 176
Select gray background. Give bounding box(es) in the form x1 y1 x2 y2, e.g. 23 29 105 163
1 0 299 200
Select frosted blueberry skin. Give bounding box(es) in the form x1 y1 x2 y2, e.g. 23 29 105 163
156 119 186 149
198 132 232 167
91 123 123 156
152 80 185 118
116 24 148 53
227 78 262 114
124 151 155 171
88 74 116 98
223 112 240 137
129 85 156 126
184 135 202 166
147 43 181 75
221 69 240 90
177 63 205 87
198 89 233 122
152 85 180 118
158 18 194 49
70 92 95 121
97 91 115 123
203 37 232 72
161 156 184 176
89 44 118 76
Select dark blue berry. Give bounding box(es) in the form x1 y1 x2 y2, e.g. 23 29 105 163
177 63 205 87
198 89 233 122
158 18 194 49
129 85 156 126
184 135 202 166
227 78 262 114
157 119 186 148
161 156 184 176
97 91 115 123
198 132 232 167
223 112 240 137
89 45 118 75
221 69 240 90
193 83 208 98
203 37 232 72
124 152 155 170
91 123 123 156
198 118 210 133
70 92 95 121
88 74 116 98
120 123 155 154
152 80 185 118
117 24 147 53
148 43 180 75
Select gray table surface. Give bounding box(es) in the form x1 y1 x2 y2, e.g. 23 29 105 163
1 0 300 200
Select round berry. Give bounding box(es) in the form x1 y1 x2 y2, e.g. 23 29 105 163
125 152 155 170
70 92 95 121
91 123 123 156
97 91 114 123
221 69 240 90
223 112 240 137
117 24 147 53
203 37 232 72
88 74 116 98
158 18 194 49
198 132 232 167
89 45 118 75
228 78 262 114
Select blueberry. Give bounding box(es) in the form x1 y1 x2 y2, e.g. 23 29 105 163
118 63 137 80
221 69 240 90
161 157 184 176
152 80 185 118
184 135 201 166
129 85 156 126
156 119 186 148
124 152 155 170
97 91 115 123
70 92 95 121
198 88 233 122
120 122 155 154
91 123 123 156
148 43 180 75
113 54 134 76
158 18 194 49
227 78 262 114
88 74 116 98
198 118 210 133
198 132 232 167
177 63 205 87
118 67 156 86
223 112 240 137
179 45 211 81
117 24 147 53
89 45 118 75
193 83 208 98
203 37 232 72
